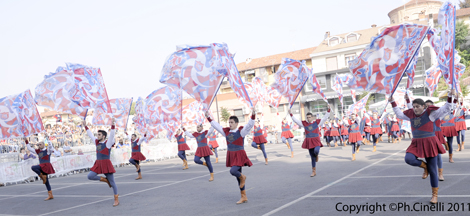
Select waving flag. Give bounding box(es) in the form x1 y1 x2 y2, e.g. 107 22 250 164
265 85 282 108
347 93 370 116
391 88 414 108
332 75 344 110
182 101 206 128
425 64 442 96
406 50 419 89
309 73 328 103
145 86 182 140
132 97 147 135
438 2 457 90
35 66 87 118
238 77 267 107
67 63 112 114
0 90 44 139
337 73 357 103
92 98 133 129
271 58 309 108
212 43 253 107
160 44 225 111
349 24 429 96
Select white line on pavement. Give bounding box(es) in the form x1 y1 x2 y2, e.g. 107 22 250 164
307 195 470 198
262 148 407 216
349 173 470 178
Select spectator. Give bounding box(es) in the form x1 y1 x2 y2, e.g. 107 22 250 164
23 148 37 160
77 149 84 155
53 145 62 157
63 141 72 156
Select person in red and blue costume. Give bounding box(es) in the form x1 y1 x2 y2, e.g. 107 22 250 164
208 131 220 163
390 91 457 204
126 132 147 180
455 100 469 151
290 105 330 177
175 129 191 170
329 118 341 147
183 124 215 182
388 114 401 143
365 110 386 152
83 118 119 207
207 108 256 205
280 114 295 158
322 121 331 146
24 137 55 201
339 116 349 146
347 114 362 161
251 120 268 165
423 99 447 181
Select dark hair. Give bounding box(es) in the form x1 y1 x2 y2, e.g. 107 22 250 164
306 112 313 117
425 100 434 105
132 134 137 138
229 116 239 123
412 99 426 106
98 130 107 139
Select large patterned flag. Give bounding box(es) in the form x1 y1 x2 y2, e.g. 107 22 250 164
337 73 357 103
332 75 344 110
144 86 182 140
346 93 370 116
0 90 44 139
265 85 282 108
438 2 457 90
66 63 112 114
309 73 328 103
238 77 267 107
405 50 419 89
132 97 147 135
392 88 414 108
349 24 430 96
182 101 206 128
271 58 309 109
425 64 442 96
212 43 253 107
35 66 87 118
160 43 229 111
92 98 133 129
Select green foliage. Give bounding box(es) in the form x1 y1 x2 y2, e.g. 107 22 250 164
459 0 470 8
360 91 375 110
462 85 470 97
456 21 470 49
432 90 438 97
129 102 136 115
220 107 231 123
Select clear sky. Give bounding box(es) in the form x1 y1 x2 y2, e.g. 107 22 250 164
0 0 459 100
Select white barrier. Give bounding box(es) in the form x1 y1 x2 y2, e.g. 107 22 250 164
0 138 228 185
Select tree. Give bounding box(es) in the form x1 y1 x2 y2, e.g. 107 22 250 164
459 0 470 8
129 102 136 115
359 91 375 110
220 107 231 123
456 21 470 50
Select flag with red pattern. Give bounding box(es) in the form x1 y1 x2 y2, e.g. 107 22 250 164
271 58 309 108
92 98 133 129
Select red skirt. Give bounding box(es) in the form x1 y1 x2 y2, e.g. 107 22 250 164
302 137 323 149
370 127 382 135
253 136 267 144
281 131 294 138
455 121 467 131
364 126 371 133
406 136 446 158
195 146 213 157
391 125 400 131
209 141 219 148
323 131 330 136
226 150 252 167
131 152 146 161
435 131 445 144
329 130 340 136
441 126 457 137
178 143 191 151
349 132 362 143
91 159 116 174
341 130 349 135
39 163 55 174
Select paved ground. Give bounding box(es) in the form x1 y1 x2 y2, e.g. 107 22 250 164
1 133 470 216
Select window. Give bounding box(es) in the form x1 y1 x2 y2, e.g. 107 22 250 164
270 104 285 113
336 97 354 114
375 94 385 103
233 109 245 123
412 87 427 96
326 56 338 71
347 34 357 42
308 100 328 117
305 75 327 92
345 53 357 66
246 73 255 82
414 59 425 76
291 102 300 114
329 37 339 46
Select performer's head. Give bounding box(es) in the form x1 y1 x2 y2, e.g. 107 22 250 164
412 99 426 115
425 100 434 108
197 124 203 132
97 130 107 142
255 120 260 127
229 116 239 130
350 114 355 120
282 118 286 123
131 134 137 140
306 112 315 122
37 141 45 149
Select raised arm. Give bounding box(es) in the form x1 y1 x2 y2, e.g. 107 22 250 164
390 97 410 121
183 129 195 139
24 139 37 155
319 111 330 127
83 120 97 142
106 118 116 149
137 134 147 145
290 113 304 128
206 111 226 137
207 127 215 137
241 114 256 137
405 94 413 109
430 96 456 122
